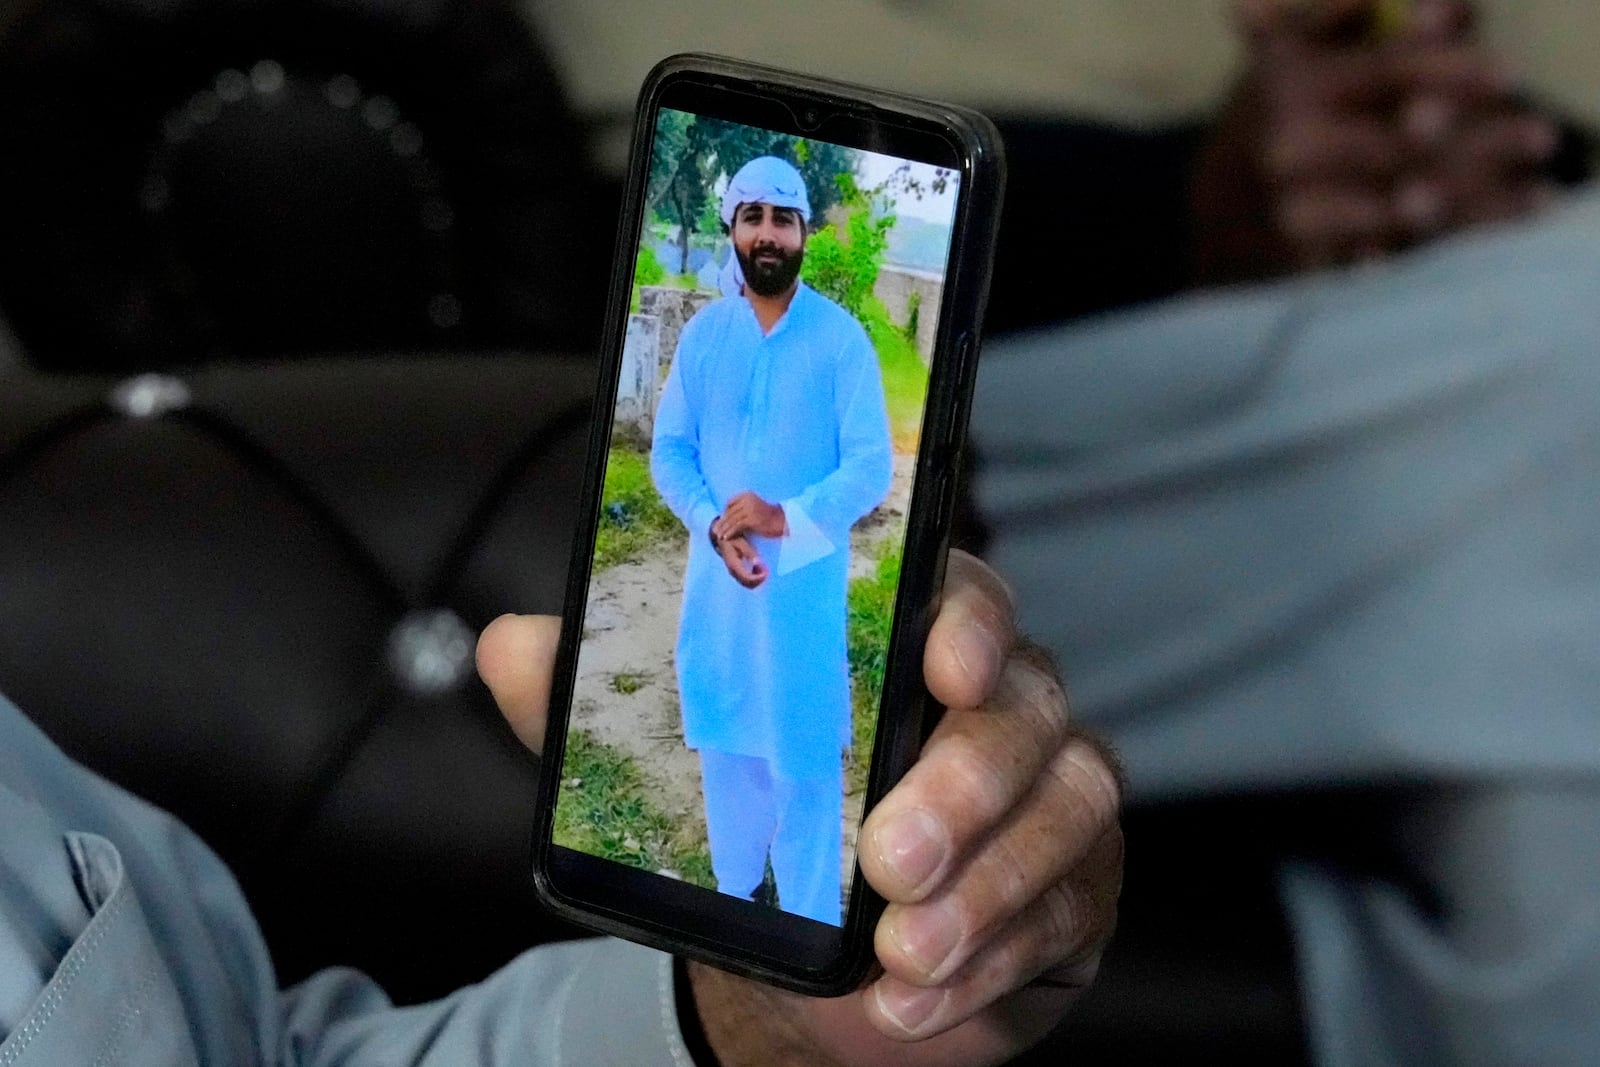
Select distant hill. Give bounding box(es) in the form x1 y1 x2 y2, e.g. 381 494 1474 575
885 217 953 274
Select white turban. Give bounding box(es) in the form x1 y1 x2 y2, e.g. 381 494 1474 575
719 155 812 228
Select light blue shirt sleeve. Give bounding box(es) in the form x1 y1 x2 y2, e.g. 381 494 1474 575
784 317 893 542
0 692 697 1066
651 321 721 542
278 938 692 1066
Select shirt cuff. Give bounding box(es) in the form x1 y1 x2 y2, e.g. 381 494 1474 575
775 498 837 577
689 501 720 543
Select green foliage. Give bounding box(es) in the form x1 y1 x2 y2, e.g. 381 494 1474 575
695 195 723 240
554 729 714 888
793 139 857 222
593 446 684 571
634 244 666 287
801 173 895 320
609 672 649 695
845 546 901 795
646 110 695 214
630 245 668 312
902 289 922 343
645 110 859 266
858 296 930 447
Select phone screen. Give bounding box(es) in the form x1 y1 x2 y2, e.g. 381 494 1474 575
551 96 966 937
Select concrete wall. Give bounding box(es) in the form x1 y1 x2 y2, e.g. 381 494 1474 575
639 286 715 375
617 286 717 440
874 266 943 365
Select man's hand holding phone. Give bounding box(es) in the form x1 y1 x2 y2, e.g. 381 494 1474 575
1194 0 1559 282
477 550 1124 1067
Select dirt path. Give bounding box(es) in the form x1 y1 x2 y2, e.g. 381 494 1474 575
572 453 917 888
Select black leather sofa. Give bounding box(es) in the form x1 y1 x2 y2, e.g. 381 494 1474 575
0 350 597 1001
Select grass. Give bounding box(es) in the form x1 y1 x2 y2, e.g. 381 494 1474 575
593 446 684 572
553 728 714 888
861 296 930 453
845 542 901 796
609 671 649 695
630 240 706 312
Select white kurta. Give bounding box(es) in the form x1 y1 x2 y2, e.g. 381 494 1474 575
651 283 893 781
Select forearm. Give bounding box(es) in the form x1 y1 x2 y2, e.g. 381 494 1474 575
787 445 893 539
789 336 895 536
652 441 719 538
650 357 719 537
279 938 694 1066
688 963 831 1067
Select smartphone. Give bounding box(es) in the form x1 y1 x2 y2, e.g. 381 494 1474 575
532 53 1004 996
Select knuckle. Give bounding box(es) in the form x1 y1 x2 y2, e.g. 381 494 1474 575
1045 739 1124 838
946 552 1019 625
1036 878 1088 954
1065 739 1124 816
994 651 1069 742
978 833 1042 919
922 730 1019 830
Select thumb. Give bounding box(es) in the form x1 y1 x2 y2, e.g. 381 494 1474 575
476 613 561 754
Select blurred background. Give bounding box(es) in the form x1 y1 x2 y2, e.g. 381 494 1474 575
0 2 1595 1064
525 0 1600 167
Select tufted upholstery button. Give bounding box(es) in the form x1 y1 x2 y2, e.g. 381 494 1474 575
249 59 286 97
108 373 192 418
387 608 476 696
2 352 597 1002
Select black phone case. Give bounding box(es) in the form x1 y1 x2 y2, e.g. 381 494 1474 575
531 52 1005 997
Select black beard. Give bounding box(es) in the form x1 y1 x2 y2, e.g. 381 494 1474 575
735 242 803 297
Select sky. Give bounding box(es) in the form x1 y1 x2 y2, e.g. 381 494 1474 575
855 149 961 224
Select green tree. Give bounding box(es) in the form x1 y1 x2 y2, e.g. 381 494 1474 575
645 112 860 273
801 173 895 320
788 137 856 223
646 109 694 216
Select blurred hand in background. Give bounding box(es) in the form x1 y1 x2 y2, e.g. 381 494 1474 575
1192 0 1561 283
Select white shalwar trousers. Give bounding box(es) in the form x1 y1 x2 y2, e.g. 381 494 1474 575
698 748 843 926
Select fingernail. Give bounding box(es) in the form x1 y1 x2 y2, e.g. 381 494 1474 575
889 901 963 979
950 621 1001 688
873 808 948 894
873 979 949 1037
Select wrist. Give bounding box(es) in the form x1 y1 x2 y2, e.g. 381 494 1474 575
687 961 828 1067
674 957 722 1067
